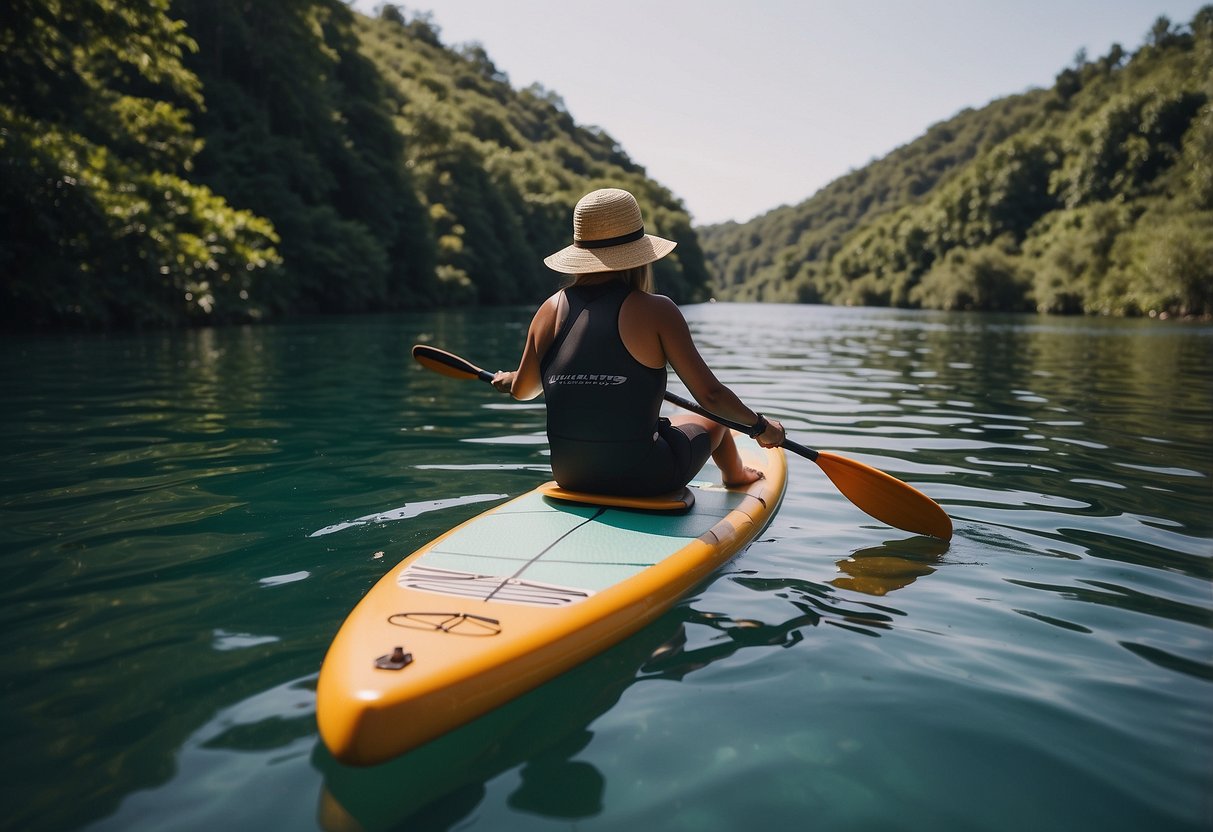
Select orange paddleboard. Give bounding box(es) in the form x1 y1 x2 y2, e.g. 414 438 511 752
317 434 786 766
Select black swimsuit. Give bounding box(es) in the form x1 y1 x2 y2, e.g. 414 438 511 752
541 281 712 496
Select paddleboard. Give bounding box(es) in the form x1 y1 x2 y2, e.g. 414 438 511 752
317 433 787 766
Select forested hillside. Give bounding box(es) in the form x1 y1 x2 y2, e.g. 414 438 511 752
700 9 1213 317
352 8 709 306
5 4 1208 328
0 1 708 328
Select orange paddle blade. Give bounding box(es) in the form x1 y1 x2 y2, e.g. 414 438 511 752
813 451 953 540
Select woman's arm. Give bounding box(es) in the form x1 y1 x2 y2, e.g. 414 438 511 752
650 295 786 446
492 293 562 400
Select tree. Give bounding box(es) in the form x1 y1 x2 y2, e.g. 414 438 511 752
701 7 1213 317
1 0 280 327
172 0 438 313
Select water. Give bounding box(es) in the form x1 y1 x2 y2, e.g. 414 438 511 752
2 304 1210 832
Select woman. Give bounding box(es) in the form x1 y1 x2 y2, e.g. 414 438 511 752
492 188 785 496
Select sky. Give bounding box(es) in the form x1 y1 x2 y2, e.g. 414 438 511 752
348 0 1208 225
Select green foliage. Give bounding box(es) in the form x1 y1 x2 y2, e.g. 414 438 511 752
357 8 709 305
1183 103 1213 207
699 89 1052 301
701 7 1213 317
1103 207 1213 316
170 0 439 315
1023 203 1129 313
1 0 280 327
3 0 707 328
911 240 1034 312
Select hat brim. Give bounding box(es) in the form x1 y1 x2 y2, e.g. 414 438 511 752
543 234 677 275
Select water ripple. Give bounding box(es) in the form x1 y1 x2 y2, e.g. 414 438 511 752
1 307 1210 832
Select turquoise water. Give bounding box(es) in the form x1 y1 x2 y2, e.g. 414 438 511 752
2 304 1210 831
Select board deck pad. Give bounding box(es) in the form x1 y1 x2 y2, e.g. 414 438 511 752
538 481 695 511
398 485 757 603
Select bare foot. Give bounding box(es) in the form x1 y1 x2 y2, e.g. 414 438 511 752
723 466 765 488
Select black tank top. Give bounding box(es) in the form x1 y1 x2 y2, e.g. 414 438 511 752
540 281 667 490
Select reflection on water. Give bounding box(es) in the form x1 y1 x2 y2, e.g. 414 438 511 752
85 675 321 832
316 611 690 830
100 554 975 832
2 305 1211 832
316 573 918 832
831 537 949 596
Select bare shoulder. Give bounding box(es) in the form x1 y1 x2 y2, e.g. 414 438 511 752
527 290 566 348
533 290 564 325
617 290 683 369
627 291 684 324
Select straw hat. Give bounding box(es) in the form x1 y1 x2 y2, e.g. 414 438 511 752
543 188 677 274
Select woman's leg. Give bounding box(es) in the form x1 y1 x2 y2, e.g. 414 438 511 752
668 414 763 487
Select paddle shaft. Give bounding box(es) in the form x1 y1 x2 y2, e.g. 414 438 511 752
660 389 818 462
411 344 951 539
415 345 787 448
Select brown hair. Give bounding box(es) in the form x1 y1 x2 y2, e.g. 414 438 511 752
619 264 654 293
569 265 653 294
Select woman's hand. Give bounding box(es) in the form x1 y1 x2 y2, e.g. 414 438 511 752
491 370 515 395
756 417 785 448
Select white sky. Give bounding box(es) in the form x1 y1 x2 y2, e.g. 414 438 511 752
348 0 1208 225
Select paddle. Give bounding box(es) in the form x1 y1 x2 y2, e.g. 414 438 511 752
412 344 953 540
